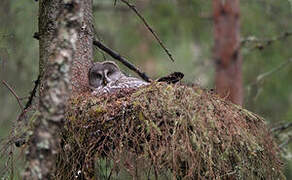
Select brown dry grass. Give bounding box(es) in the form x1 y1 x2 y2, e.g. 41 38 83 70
58 82 285 180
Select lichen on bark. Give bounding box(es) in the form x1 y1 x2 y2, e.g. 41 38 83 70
24 0 93 179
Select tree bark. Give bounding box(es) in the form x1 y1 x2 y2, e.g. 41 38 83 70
23 0 93 179
213 0 243 106
39 0 93 94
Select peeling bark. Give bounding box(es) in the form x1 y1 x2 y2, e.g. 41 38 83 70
213 0 243 106
23 0 93 179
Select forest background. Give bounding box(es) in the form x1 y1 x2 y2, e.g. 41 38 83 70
0 0 291 178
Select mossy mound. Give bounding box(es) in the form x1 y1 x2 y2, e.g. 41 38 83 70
60 82 284 179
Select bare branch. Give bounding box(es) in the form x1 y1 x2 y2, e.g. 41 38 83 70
255 58 292 83
120 0 175 62
279 136 292 149
34 32 151 82
2 80 23 110
33 32 40 40
241 31 292 50
93 39 151 82
271 122 292 133
24 75 41 111
247 58 292 102
19 96 30 101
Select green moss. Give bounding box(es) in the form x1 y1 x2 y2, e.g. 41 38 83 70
59 82 285 179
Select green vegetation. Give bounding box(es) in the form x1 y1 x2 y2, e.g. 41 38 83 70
0 0 291 178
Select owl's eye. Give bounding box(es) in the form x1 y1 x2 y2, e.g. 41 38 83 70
107 71 113 76
95 73 102 79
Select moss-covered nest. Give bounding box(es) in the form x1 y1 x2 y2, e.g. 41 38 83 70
60 82 284 179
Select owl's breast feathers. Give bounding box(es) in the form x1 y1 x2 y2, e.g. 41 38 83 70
92 76 149 95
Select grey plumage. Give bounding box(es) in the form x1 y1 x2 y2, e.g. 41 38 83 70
88 61 149 94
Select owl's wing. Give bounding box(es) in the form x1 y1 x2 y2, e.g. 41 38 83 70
92 77 149 95
109 77 149 89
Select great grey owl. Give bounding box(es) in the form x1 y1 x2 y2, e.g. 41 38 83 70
88 61 149 94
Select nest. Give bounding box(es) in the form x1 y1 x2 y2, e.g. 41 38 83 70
58 82 285 179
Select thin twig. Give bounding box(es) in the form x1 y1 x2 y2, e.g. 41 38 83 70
241 31 292 50
33 32 40 40
120 0 175 62
24 75 41 111
271 122 292 133
247 58 292 101
279 136 292 149
2 80 23 110
19 96 30 101
93 39 151 82
255 58 292 83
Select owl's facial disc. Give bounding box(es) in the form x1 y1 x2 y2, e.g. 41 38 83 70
90 71 103 88
88 62 104 88
103 61 121 82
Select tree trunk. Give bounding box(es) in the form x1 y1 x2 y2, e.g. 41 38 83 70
39 0 93 94
23 0 93 179
213 0 243 106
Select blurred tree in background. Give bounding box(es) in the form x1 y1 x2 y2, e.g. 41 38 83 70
213 0 243 105
0 0 291 178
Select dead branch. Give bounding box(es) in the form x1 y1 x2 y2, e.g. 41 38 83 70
33 32 40 40
271 122 292 133
2 80 23 110
255 58 292 83
34 32 151 82
241 31 292 50
246 58 292 102
279 136 292 149
19 96 30 100
93 39 151 82
120 0 175 62
24 75 40 111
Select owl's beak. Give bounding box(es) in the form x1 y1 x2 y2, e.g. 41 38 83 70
103 78 108 85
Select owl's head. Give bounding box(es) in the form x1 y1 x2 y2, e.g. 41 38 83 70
88 61 124 88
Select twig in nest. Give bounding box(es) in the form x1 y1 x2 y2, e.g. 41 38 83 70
120 0 175 62
2 80 23 110
93 39 151 82
157 72 184 84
